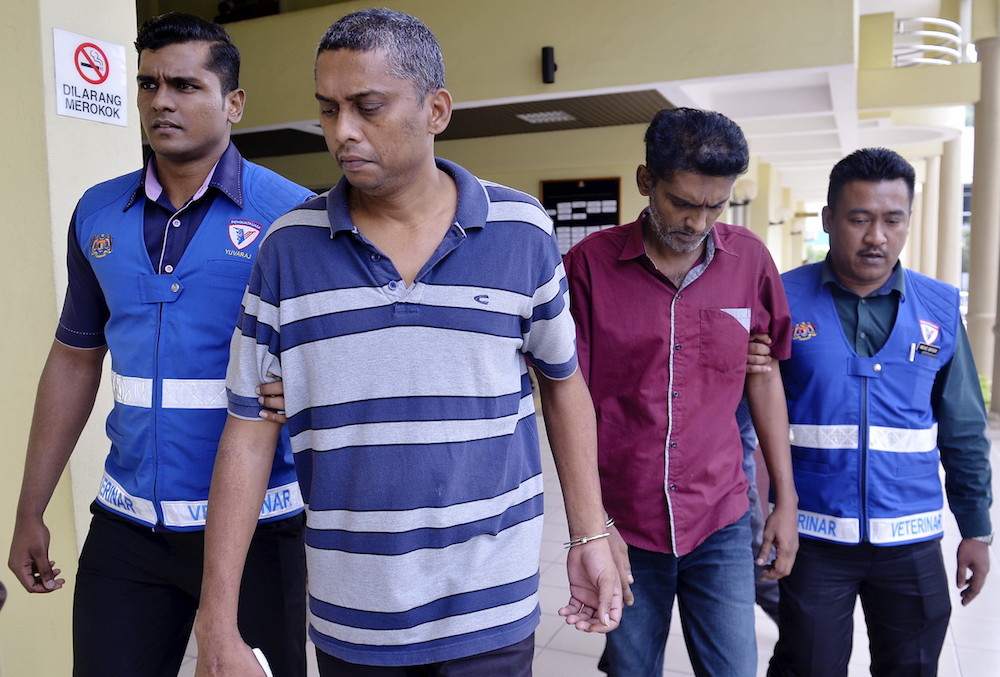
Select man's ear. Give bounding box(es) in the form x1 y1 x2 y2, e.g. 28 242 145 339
427 88 452 135
226 88 246 125
636 165 653 197
821 205 832 233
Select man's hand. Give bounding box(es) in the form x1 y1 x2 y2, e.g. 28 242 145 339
758 502 799 580
194 626 267 677
557 539 623 633
8 516 64 593
747 333 774 374
956 538 990 606
256 374 286 425
608 524 633 606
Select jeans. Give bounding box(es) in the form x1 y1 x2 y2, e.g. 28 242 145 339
605 511 757 677
737 398 780 623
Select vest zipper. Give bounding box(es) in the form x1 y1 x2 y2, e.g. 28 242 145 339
859 376 869 542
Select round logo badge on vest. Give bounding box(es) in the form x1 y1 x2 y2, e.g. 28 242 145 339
89 233 113 258
792 320 817 341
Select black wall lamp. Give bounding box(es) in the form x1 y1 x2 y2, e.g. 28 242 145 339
542 46 557 84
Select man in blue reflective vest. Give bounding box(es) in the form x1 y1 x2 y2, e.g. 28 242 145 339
7 13 311 677
768 147 993 676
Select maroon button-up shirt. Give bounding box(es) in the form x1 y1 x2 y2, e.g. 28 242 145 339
564 212 791 556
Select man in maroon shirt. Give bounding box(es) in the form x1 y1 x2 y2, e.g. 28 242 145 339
563 108 799 676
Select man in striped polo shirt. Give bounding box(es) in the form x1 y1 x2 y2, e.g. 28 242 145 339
195 8 622 676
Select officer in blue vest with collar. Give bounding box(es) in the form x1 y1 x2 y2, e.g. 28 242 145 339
768 148 993 676
7 13 312 677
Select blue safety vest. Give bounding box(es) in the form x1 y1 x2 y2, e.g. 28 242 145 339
73 161 311 530
780 264 957 546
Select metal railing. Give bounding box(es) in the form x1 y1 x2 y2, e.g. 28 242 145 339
894 17 963 66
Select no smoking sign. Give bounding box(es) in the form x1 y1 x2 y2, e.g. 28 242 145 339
54 28 126 126
75 43 110 85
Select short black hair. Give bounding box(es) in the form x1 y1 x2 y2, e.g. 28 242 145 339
827 147 916 210
644 108 749 182
135 12 240 93
317 8 445 97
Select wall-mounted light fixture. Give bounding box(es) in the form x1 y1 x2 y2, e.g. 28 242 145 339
729 178 759 207
542 46 557 84
769 206 794 226
729 178 758 228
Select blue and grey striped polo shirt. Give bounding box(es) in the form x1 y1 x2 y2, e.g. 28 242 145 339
227 158 577 666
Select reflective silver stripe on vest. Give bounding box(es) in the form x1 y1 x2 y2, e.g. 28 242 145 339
789 423 937 453
111 372 153 408
160 480 303 528
796 508 860 543
95 472 158 525
788 424 858 449
161 378 227 409
868 424 938 453
869 509 944 544
111 372 226 409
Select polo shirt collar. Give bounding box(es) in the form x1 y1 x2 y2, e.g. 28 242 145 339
124 142 244 211
821 255 906 300
325 157 488 237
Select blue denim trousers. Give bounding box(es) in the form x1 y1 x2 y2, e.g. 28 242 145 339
605 512 757 677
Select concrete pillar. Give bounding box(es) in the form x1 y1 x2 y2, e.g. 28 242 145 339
0 0 139 674
970 35 1000 381
920 156 941 278
937 138 964 288
902 187 922 271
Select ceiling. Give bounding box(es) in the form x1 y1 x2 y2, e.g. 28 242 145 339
228 0 964 206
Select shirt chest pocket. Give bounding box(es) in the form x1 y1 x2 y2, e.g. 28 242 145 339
698 307 751 373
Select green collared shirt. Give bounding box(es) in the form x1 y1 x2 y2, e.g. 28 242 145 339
822 257 992 538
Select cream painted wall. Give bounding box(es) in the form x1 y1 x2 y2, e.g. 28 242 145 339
860 12 895 69
256 125 652 225
226 0 856 131
0 0 140 674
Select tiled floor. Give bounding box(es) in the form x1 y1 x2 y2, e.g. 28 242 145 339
180 422 1000 676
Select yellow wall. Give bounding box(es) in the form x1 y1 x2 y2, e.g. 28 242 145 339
860 12 895 70
258 124 652 217
0 0 140 674
226 0 856 131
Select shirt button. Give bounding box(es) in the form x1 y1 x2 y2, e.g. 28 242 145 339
873 363 882 373
674 344 682 350
669 441 677 448
171 219 181 228
370 253 381 262
672 391 679 398
164 264 174 273
388 281 397 290
668 484 677 491
170 283 180 293
860 331 867 339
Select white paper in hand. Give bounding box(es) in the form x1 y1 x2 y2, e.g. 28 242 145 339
252 648 274 677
